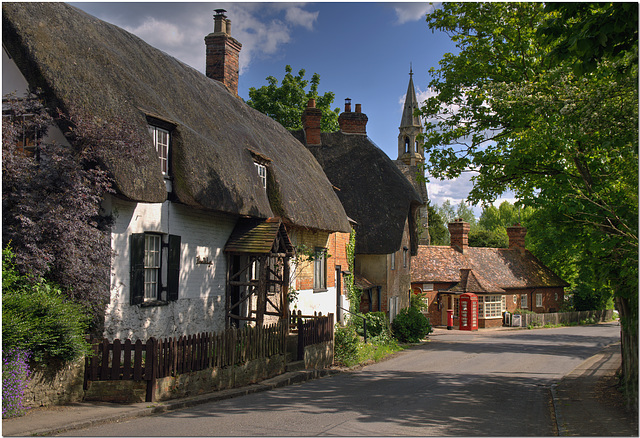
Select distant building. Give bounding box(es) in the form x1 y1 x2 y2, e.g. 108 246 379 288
411 220 568 328
394 68 430 245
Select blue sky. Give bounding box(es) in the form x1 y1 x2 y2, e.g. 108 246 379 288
71 2 512 215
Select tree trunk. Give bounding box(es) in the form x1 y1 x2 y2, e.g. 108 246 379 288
616 295 638 411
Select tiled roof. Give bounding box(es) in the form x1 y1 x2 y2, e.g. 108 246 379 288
446 269 505 294
411 246 568 289
224 218 293 255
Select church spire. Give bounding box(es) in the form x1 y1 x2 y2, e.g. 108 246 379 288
397 67 424 165
400 67 421 129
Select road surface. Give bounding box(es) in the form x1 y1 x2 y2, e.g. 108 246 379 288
63 323 621 436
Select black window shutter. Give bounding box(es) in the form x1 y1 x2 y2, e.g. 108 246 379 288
167 235 181 301
130 233 145 305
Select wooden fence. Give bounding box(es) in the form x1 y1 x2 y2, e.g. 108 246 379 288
84 315 334 401
84 321 286 401
508 309 615 327
289 312 334 361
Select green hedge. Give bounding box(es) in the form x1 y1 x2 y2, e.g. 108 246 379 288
2 247 91 364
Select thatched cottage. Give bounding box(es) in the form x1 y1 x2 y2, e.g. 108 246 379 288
2 3 351 340
292 99 424 321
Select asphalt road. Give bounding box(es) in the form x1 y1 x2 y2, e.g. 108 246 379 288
63 323 621 436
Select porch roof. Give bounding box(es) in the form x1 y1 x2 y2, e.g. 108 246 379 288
224 218 293 256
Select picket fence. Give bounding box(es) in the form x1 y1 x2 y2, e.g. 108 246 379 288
507 309 615 327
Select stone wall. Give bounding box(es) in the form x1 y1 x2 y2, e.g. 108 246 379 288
304 341 334 369
84 355 286 403
22 358 85 408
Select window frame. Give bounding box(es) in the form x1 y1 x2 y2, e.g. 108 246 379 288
536 293 543 308
390 252 396 270
130 233 181 305
144 233 162 301
149 125 170 175
478 295 504 319
254 162 267 189
521 293 528 309
313 247 327 292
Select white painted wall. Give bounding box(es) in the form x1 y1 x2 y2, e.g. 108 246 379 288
104 195 237 340
3 48 29 97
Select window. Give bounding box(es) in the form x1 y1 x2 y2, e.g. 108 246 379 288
2 112 40 157
254 162 267 189
130 233 181 305
390 252 396 270
144 234 161 300
480 295 504 318
313 247 327 291
149 125 170 175
521 294 528 308
454 297 459 318
513 294 517 304
536 293 542 308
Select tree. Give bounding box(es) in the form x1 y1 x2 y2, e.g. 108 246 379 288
421 2 637 407
427 203 448 245
247 65 340 132
2 93 148 333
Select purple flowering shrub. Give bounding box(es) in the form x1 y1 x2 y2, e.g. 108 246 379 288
2 349 31 418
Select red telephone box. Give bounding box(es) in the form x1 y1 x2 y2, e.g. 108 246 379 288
459 293 478 331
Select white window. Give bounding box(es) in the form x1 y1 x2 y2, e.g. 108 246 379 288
144 234 162 300
521 294 528 308
390 252 396 270
149 125 170 175
313 248 327 290
536 293 543 308
479 295 504 318
254 162 267 189
513 294 517 304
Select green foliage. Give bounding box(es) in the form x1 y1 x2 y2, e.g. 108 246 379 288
334 324 402 367
427 202 448 245
410 292 428 312
334 324 360 366
423 3 637 406
247 65 339 132
391 307 432 343
2 247 91 364
353 311 392 342
344 229 362 314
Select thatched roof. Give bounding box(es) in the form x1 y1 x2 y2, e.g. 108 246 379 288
292 130 423 255
2 2 350 233
411 245 569 289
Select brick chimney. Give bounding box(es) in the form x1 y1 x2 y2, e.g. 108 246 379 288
507 224 527 255
205 9 242 96
338 98 368 135
448 219 470 254
301 98 322 145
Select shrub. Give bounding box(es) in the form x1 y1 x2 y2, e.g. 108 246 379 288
334 324 360 366
354 312 390 339
2 247 91 364
410 291 428 312
2 349 31 418
392 307 433 343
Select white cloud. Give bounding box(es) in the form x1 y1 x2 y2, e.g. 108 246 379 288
285 6 319 31
124 18 186 48
393 2 438 24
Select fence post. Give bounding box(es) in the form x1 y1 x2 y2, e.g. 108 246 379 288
297 317 304 361
145 337 157 403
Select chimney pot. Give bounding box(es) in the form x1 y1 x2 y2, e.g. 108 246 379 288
308 98 316 108
355 103 361 113
205 10 242 96
345 98 352 112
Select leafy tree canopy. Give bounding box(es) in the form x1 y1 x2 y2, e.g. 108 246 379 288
247 65 340 132
422 2 637 406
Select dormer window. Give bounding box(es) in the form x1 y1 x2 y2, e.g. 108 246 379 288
254 162 267 189
149 125 170 175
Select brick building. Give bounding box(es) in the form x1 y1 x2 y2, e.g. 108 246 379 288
411 220 568 328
